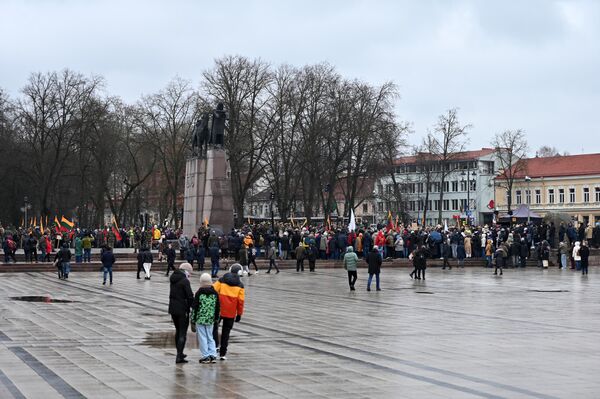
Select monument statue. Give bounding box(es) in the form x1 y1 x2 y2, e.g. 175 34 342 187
184 102 233 237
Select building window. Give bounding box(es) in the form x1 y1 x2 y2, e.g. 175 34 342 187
470 180 476 191
443 181 450 192
549 189 554 204
460 199 468 211
378 202 383 212
516 190 522 204
417 183 424 193
427 200 432 211
525 190 531 204
363 203 368 213
535 189 541 204
434 200 440 211
569 188 575 203
583 187 589 203
418 200 423 211
559 188 565 203
452 199 459 210
378 184 383 194
452 181 458 192
460 180 467 191
595 187 600 202
443 200 450 211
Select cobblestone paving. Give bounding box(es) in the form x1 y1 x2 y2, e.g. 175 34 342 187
0 266 599 398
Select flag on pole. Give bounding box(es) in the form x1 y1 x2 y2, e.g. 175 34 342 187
54 216 61 232
302 217 308 228
45 215 48 227
444 219 449 232
247 216 251 225
60 216 74 230
34 216 37 227
327 215 331 231
40 216 44 232
111 216 122 242
395 214 399 230
386 210 394 231
348 209 356 232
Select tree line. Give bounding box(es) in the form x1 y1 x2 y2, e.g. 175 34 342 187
0 56 409 228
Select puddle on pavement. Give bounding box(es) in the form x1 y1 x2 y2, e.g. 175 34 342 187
10 296 76 303
528 289 569 293
415 291 434 294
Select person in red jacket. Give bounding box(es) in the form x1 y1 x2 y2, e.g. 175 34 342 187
212 263 245 360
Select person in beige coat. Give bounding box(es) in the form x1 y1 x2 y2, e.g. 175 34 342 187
464 235 472 258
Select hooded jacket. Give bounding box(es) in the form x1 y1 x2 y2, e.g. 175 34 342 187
168 270 194 316
343 246 359 271
213 272 245 319
190 286 220 325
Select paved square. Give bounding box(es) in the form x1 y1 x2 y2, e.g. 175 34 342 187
0 266 599 398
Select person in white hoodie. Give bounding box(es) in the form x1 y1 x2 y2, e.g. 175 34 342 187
572 241 581 270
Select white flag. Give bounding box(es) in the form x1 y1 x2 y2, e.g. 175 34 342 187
348 209 356 232
444 220 448 232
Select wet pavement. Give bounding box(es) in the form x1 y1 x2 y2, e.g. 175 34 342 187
0 267 599 398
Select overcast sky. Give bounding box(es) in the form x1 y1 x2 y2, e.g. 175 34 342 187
1 0 598 154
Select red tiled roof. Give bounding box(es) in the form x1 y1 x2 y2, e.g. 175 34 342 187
512 153 600 179
393 148 495 165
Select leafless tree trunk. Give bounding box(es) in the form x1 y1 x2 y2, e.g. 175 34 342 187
492 129 528 215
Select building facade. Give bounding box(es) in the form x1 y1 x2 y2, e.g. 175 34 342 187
494 153 600 225
376 148 499 226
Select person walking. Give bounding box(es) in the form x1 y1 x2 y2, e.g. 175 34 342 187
137 246 153 280
248 243 259 274
307 243 318 272
343 246 359 291
191 273 220 364
456 242 466 268
266 241 280 273
210 242 220 278
366 245 382 291
213 263 245 361
559 241 569 269
55 243 72 280
168 263 194 364
580 241 590 276
165 243 177 276
494 244 506 276
295 244 305 272
101 245 116 285
572 241 582 271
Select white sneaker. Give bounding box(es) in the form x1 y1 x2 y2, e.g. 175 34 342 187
255 271 259 274
219 356 227 361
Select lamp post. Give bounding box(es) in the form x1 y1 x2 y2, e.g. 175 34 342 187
270 192 275 233
21 196 31 229
525 176 531 225
461 166 477 226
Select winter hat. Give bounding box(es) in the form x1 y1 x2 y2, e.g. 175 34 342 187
179 263 193 274
230 263 243 276
199 273 213 287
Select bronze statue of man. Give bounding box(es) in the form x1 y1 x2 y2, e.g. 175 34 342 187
192 113 210 156
211 102 226 147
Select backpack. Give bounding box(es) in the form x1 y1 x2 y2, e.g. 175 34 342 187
7 239 16 251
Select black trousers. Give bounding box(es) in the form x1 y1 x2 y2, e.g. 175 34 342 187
442 258 451 269
296 259 304 271
137 263 144 278
166 261 175 275
309 260 316 272
249 258 258 271
347 270 357 288
213 317 235 356
267 259 279 272
171 314 189 358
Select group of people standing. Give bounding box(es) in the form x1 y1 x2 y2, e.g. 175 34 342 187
167 262 245 364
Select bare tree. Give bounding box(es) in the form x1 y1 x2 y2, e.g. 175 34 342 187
492 129 528 215
427 108 471 224
536 145 568 157
136 77 200 226
202 56 273 226
17 70 102 217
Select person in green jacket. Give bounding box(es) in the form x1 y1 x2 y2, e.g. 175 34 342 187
74 236 83 263
343 246 359 291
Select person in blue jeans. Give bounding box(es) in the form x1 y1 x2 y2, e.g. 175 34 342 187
191 273 220 363
101 245 116 285
209 242 220 278
55 243 72 280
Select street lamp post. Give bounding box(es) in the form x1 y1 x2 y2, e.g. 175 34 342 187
461 167 476 226
525 176 531 225
270 192 275 233
21 196 31 229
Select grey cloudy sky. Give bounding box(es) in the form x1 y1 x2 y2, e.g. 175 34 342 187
1 0 599 154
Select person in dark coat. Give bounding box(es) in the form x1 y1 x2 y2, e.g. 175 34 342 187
366 245 382 291
168 263 194 364
307 244 318 272
165 243 177 276
580 241 590 275
511 239 522 268
441 240 452 270
456 243 466 268
55 243 72 279
209 242 220 278
100 245 116 285
137 246 153 280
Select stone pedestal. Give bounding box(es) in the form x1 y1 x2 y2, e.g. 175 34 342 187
183 149 234 237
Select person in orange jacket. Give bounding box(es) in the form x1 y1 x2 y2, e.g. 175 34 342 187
212 263 245 360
